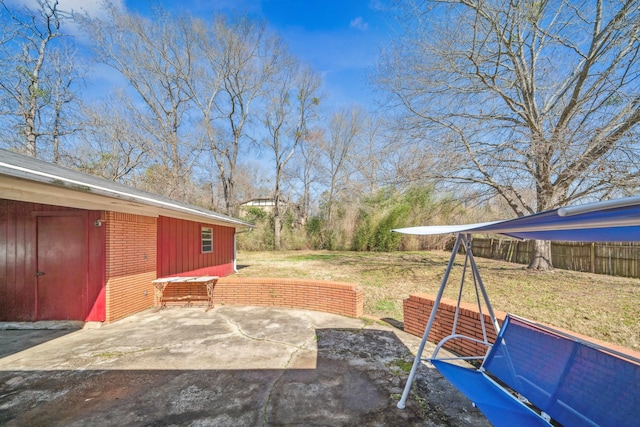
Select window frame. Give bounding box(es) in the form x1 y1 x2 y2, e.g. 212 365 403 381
201 226 213 253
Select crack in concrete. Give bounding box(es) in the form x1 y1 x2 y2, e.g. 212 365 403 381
261 358 287 425
217 311 308 350
216 311 391 426
261 331 318 426
216 311 330 427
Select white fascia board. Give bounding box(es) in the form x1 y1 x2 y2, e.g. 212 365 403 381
0 168 252 230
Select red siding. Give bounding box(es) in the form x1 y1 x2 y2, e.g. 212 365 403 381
86 211 106 321
0 199 105 321
156 216 235 278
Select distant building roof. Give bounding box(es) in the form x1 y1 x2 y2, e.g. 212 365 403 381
0 149 252 229
240 197 277 207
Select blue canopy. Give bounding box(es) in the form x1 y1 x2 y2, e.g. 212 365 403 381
393 195 640 242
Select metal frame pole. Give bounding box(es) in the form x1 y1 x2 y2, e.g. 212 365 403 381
466 241 500 334
397 234 464 409
451 239 471 335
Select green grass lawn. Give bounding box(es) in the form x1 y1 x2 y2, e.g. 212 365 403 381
236 250 640 352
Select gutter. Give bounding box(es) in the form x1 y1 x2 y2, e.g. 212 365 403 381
0 161 253 229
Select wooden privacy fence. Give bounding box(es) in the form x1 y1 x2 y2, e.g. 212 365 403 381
471 238 640 279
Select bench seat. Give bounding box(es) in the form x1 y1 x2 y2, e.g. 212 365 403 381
431 314 640 427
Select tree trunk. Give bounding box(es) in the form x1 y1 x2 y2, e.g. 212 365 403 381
274 213 281 251
25 113 37 157
528 239 553 270
52 106 61 164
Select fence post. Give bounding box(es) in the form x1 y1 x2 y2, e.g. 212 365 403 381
591 243 596 274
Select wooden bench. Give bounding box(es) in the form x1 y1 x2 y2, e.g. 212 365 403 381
431 314 640 427
152 276 218 312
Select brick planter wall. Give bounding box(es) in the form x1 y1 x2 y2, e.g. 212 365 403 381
403 293 506 358
205 277 364 318
162 277 364 318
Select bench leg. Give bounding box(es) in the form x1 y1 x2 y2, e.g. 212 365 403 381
153 282 168 312
205 281 215 312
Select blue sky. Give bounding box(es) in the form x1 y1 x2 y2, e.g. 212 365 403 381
125 0 393 108
8 0 393 108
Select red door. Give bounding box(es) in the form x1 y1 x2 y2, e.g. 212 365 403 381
36 215 86 320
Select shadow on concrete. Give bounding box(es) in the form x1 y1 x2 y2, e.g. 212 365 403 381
0 329 79 359
380 317 404 331
0 325 488 426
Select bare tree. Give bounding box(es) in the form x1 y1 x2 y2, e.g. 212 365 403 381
234 161 273 204
378 0 640 269
289 128 325 223
79 5 198 199
321 107 363 224
347 111 415 193
74 93 150 182
0 0 80 160
45 43 83 163
186 16 280 215
263 56 321 249
210 16 281 216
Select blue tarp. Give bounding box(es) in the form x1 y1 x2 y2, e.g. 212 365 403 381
431 360 551 427
393 196 640 242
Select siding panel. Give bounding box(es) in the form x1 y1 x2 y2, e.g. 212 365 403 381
0 200 105 321
157 216 235 278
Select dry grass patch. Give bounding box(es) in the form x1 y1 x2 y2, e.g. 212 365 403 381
236 250 640 351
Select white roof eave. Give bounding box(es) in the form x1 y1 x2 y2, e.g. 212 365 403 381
0 160 253 230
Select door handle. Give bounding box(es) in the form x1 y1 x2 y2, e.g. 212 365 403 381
36 271 45 276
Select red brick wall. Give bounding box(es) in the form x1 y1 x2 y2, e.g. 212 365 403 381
404 293 640 360
185 277 363 317
105 212 156 322
216 277 364 317
160 281 209 300
403 293 506 357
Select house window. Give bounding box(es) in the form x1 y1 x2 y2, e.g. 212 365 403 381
201 227 213 253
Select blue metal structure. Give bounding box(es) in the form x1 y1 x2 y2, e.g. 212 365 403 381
393 196 640 426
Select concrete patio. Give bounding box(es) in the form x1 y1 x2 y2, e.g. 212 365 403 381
0 306 490 426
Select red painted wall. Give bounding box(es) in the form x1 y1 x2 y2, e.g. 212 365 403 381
156 216 236 278
0 199 105 321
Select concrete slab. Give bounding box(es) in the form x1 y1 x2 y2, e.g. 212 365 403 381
0 306 490 426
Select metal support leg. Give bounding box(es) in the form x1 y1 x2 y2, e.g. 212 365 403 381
467 243 500 334
397 234 464 409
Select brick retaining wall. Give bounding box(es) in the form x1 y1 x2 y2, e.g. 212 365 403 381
403 293 506 357
160 277 364 318
404 293 640 360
